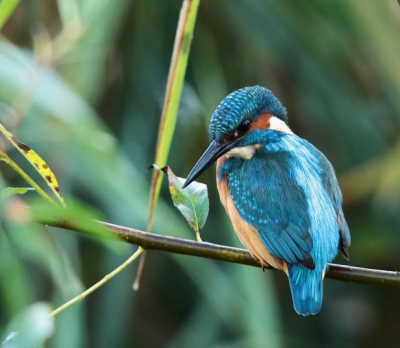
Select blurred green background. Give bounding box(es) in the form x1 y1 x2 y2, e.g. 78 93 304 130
1 0 400 347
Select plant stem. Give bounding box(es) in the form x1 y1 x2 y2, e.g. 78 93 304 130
0 151 55 205
137 0 201 290
147 0 200 230
196 230 203 242
50 247 144 317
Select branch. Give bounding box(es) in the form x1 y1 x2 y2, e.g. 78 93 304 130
43 218 400 288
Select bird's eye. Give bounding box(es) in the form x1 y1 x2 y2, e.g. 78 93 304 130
237 119 251 134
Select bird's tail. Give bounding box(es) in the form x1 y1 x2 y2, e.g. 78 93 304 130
288 264 323 315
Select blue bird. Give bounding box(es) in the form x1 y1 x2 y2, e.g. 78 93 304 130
182 86 350 315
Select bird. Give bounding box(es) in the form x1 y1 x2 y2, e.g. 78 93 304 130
182 86 350 315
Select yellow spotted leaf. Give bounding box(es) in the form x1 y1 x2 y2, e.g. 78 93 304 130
0 123 65 206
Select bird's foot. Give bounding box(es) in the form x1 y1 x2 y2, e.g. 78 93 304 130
260 259 267 272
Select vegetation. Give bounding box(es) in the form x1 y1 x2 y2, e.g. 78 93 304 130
0 1 400 347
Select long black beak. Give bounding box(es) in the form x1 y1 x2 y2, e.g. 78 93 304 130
182 139 238 189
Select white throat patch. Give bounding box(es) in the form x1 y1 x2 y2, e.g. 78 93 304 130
226 144 262 160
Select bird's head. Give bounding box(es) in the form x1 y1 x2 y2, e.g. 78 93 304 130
183 86 290 188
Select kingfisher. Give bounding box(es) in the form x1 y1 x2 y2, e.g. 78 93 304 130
182 86 350 315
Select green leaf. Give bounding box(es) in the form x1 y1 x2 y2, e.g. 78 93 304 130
2 302 54 348
0 150 55 205
1 187 34 198
0 0 20 31
0 123 65 206
31 197 124 254
151 164 209 241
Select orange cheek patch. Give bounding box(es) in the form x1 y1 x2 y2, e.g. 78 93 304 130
250 113 273 131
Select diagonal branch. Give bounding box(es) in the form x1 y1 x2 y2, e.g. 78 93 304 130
42 218 400 288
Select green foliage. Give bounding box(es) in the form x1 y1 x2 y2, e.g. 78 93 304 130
0 123 64 205
1 303 54 348
31 197 123 252
1 187 34 198
0 1 399 347
0 0 20 31
147 0 200 231
151 164 209 241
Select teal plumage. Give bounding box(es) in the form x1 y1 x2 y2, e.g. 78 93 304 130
183 86 350 315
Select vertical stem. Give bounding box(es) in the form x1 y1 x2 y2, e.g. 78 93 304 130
147 0 201 231
196 231 203 242
134 0 201 289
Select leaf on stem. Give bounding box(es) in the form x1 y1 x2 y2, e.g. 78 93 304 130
1 187 35 198
150 164 209 241
0 123 65 206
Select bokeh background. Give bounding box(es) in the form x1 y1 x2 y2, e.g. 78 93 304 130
1 1 400 347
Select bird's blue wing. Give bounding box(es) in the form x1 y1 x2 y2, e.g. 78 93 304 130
226 151 315 269
313 146 351 259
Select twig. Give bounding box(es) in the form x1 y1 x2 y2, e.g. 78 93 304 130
50 247 144 317
41 218 400 288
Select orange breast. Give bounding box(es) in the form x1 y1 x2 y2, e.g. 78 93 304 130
216 157 288 274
